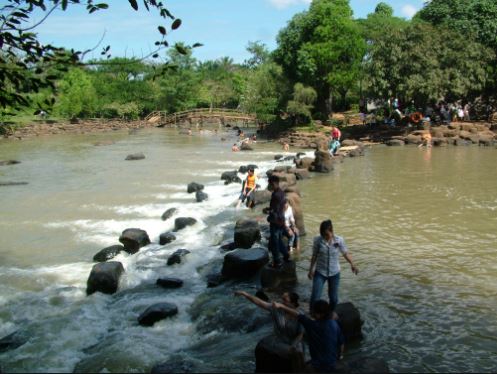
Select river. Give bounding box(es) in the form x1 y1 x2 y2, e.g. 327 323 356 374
0 128 496 372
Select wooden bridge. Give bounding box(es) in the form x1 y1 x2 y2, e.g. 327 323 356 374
144 108 257 127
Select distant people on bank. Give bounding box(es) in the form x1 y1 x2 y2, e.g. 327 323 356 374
283 200 300 253
234 290 304 352
283 142 290 152
331 126 341 141
236 167 257 209
264 175 289 268
328 138 340 157
232 143 240 152
308 219 358 313
273 299 345 373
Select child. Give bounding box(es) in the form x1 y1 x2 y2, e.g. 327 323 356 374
284 200 299 252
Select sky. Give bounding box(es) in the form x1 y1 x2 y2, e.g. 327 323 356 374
32 0 425 64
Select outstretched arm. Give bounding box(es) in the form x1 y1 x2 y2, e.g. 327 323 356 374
272 301 299 317
234 290 271 311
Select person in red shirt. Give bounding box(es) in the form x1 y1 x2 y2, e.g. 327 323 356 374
331 126 341 141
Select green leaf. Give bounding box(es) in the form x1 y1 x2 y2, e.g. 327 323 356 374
175 45 187 55
192 43 203 48
158 26 166 35
171 19 182 30
128 0 138 11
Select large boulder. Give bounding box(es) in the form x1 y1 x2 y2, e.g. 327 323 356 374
187 182 204 194
286 192 305 235
260 261 298 289
167 249 191 266
161 208 177 221
311 150 334 173
295 157 314 170
156 277 183 289
86 261 124 295
173 217 197 232
385 139 404 146
240 142 253 151
125 152 145 161
255 334 305 373
119 228 151 254
195 191 208 202
159 232 176 245
405 134 423 145
234 218 261 249
253 190 272 206
289 168 310 180
336 302 363 342
137 302 178 326
92 244 124 262
221 247 269 279
271 172 297 186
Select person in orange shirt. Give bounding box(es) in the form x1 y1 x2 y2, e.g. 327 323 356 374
236 167 258 209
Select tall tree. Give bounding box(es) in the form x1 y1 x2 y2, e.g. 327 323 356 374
274 0 366 118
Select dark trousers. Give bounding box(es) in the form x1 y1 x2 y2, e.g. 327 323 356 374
269 224 288 265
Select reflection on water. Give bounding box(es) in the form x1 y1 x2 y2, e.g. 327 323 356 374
0 130 496 372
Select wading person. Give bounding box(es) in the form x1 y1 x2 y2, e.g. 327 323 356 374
236 167 257 209
308 219 358 312
273 299 345 373
265 175 288 268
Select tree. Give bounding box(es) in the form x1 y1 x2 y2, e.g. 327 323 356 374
0 0 186 111
374 2 393 17
286 83 317 125
55 67 97 118
274 0 366 118
244 41 271 68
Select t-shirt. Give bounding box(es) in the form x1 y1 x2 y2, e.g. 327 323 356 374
268 188 285 227
312 235 348 277
270 305 303 345
245 174 257 190
298 314 344 372
332 127 341 139
284 205 295 228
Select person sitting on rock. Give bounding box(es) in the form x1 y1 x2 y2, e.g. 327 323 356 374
236 167 257 209
283 200 299 252
232 143 240 152
235 290 304 352
273 299 344 373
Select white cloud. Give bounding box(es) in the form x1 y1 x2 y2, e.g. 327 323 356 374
268 0 311 10
401 4 418 19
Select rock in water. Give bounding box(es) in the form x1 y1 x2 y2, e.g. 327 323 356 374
195 191 208 202
156 277 183 289
86 261 124 295
221 247 269 279
92 245 124 262
173 217 197 232
118 228 150 254
255 335 305 373
125 152 145 160
137 302 178 326
336 302 363 342
0 331 28 353
187 182 204 194
167 249 191 266
161 208 177 221
260 261 297 289
234 218 261 249
159 232 176 245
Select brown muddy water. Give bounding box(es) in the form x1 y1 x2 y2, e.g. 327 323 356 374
0 128 495 372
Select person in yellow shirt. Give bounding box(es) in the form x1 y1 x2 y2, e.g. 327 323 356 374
236 167 257 209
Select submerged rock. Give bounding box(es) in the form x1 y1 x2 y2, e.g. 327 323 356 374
161 208 177 221
255 334 305 373
234 218 261 249
336 302 363 342
92 244 124 262
221 247 269 279
0 160 21 166
138 302 178 326
0 330 28 353
173 217 197 232
156 277 184 289
167 249 191 266
125 152 145 160
119 228 151 254
0 181 28 186
221 170 241 185
86 261 124 295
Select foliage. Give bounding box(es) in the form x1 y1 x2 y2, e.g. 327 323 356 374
55 67 97 118
286 83 317 125
273 0 366 118
101 102 141 120
0 0 186 111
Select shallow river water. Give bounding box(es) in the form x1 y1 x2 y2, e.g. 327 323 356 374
0 128 496 372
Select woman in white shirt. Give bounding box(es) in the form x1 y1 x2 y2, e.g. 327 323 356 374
308 219 358 312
